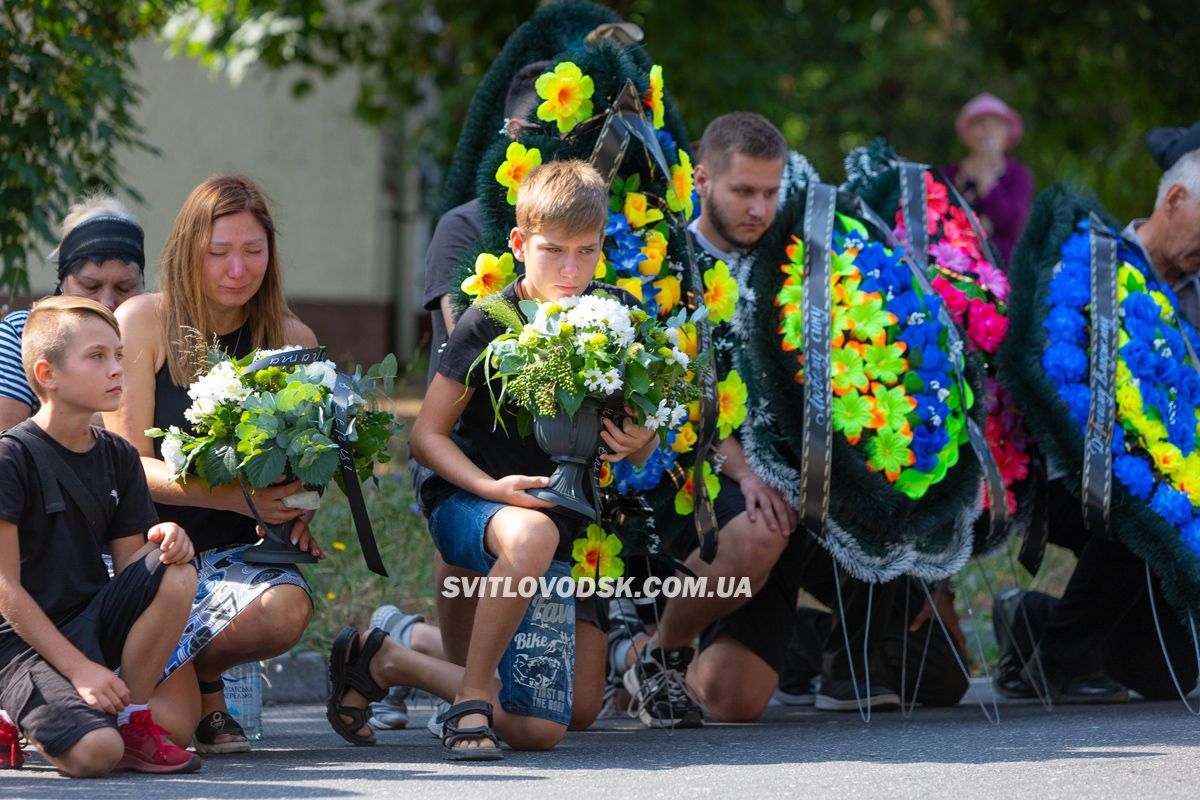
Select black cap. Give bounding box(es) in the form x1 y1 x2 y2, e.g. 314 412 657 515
1147 123 1200 171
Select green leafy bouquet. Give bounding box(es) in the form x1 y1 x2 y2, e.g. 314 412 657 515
473 291 705 436
148 348 402 499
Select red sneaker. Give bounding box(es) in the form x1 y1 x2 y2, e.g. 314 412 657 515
116 710 202 774
0 716 25 769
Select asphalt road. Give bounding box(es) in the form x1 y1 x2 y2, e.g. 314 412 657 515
4 685 1199 799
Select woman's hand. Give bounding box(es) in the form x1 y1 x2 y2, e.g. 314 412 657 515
241 480 308 525
599 414 659 464
257 510 324 559
487 475 557 508
147 522 195 565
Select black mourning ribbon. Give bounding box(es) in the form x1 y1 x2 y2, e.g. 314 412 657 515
588 80 721 563
240 347 389 577
799 183 836 538
1082 214 1119 538
894 162 1011 550
333 373 390 577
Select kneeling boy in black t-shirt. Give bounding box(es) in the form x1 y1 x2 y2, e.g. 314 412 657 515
0 297 199 776
324 161 657 760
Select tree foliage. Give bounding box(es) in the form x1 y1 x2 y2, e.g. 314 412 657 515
0 1 163 299
618 0 1199 221
5 0 1194 303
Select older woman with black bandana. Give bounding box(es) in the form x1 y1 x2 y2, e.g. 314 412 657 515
0 195 145 430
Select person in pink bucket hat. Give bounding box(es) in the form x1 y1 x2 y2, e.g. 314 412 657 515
944 92 1033 266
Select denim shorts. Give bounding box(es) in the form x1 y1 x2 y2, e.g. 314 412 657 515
429 489 577 726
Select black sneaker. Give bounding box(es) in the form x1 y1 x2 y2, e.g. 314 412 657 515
814 678 901 712
623 645 705 729
774 675 819 706
1019 649 1130 705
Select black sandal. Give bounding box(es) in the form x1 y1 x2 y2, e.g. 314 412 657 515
326 627 389 746
439 699 503 761
194 679 251 754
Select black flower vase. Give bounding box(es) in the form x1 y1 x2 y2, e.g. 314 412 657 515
240 477 322 565
527 399 602 519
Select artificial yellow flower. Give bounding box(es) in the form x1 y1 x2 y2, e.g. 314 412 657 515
717 370 749 438
687 399 700 422
1148 290 1175 322
653 275 682 316
598 461 614 488
535 61 595 133
617 276 644 302
644 65 665 128
624 192 665 230
495 142 542 205
674 461 721 516
667 150 695 220
1116 382 1144 418
676 322 698 359
639 229 669 275
671 421 697 454
594 250 609 280
461 251 516 298
571 524 624 581
1150 441 1185 476
704 260 739 324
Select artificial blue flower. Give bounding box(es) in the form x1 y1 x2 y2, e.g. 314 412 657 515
1150 483 1194 528
1048 261 1090 311
1181 518 1200 559
899 322 941 353
1059 382 1091 427
1044 305 1088 348
910 425 950 472
1121 293 1162 342
1119 339 1162 384
1113 454 1155 500
1042 342 1088 385
1059 231 1092 273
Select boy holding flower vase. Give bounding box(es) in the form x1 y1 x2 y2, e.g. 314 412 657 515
326 161 671 760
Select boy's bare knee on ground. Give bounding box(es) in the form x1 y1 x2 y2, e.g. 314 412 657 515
500 715 567 751
46 728 124 778
691 636 775 722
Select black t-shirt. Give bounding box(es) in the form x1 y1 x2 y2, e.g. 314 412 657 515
423 199 483 385
420 279 638 557
152 323 259 553
0 421 159 666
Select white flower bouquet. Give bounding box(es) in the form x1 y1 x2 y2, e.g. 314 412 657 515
149 348 401 497
474 292 704 437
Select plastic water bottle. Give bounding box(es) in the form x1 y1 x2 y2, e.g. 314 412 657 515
223 662 264 741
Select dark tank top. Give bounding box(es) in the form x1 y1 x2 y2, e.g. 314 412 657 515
152 323 258 552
